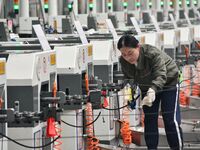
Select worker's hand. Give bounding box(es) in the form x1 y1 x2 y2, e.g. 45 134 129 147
142 88 156 107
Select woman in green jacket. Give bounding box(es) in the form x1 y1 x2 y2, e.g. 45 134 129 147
117 34 183 150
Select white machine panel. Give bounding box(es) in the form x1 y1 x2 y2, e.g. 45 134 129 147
180 27 193 45
19 17 38 34
56 46 82 74
96 13 108 24
143 32 161 49
93 108 115 141
163 30 177 48
6 51 56 86
76 14 88 26
0 58 7 150
77 13 107 29
8 123 45 150
55 44 91 74
60 110 84 150
48 16 66 33
193 25 200 41
92 40 114 65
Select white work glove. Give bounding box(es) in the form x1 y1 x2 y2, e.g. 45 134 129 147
142 88 156 107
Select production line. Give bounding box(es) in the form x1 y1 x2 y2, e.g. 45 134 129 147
0 0 200 150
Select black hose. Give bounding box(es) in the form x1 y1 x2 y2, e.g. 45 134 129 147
0 132 60 149
61 111 101 128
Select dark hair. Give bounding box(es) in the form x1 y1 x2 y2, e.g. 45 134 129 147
117 34 139 50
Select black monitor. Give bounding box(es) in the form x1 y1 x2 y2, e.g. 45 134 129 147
0 22 8 41
87 15 97 30
157 11 164 22
188 9 195 18
142 12 151 24
179 9 185 19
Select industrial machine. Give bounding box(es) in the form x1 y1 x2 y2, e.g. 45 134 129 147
55 43 93 150
0 58 7 150
0 90 64 150
91 38 141 146
47 0 74 34
191 25 200 54
162 29 179 59
18 0 40 37
0 20 9 41
91 40 118 144
5 49 56 150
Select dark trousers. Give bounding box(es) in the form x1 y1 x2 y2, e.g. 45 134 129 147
143 86 183 150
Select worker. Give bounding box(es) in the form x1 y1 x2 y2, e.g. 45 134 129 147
117 34 183 150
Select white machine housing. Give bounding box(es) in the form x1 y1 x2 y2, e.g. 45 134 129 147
55 43 93 74
91 40 120 142
6 50 56 150
179 27 193 45
55 43 93 150
19 17 39 34
0 58 7 150
92 40 115 66
163 29 178 49
6 50 56 88
77 13 108 30
142 32 163 50
179 27 193 55
162 29 180 59
193 25 200 42
48 15 66 33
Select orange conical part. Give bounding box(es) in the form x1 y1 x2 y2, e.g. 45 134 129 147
52 81 57 97
85 74 89 95
0 98 3 109
103 97 109 108
46 117 57 137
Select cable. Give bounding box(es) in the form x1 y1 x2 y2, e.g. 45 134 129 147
0 132 60 149
115 92 122 147
61 104 200 117
61 111 101 128
102 94 140 111
60 107 200 117
1 123 3 150
99 86 186 99
102 104 128 111
0 132 196 141
179 75 196 84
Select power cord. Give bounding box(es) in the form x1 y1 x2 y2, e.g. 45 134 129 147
115 92 121 147
0 132 60 149
1 123 3 150
61 111 101 128
102 104 128 111
102 95 140 111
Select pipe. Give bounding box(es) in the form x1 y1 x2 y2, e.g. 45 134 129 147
20 0 29 17
49 0 57 16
